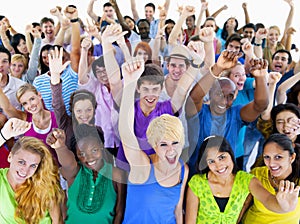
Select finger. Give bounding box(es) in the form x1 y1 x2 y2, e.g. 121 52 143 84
59 47 64 61
289 182 295 193
279 180 285 192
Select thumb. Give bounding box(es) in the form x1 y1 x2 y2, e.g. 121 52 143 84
61 61 71 72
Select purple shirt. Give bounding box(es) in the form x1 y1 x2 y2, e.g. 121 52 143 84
116 99 174 171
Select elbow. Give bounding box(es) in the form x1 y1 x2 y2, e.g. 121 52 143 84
254 98 269 113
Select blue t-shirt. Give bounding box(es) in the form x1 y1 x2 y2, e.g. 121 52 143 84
187 104 247 176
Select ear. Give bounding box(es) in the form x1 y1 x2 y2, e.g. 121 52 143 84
7 153 12 163
136 86 140 94
291 153 296 164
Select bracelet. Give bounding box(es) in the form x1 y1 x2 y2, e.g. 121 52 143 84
209 65 221 79
7 25 11 29
70 18 79 23
191 61 204 69
253 42 262 46
0 129 7 141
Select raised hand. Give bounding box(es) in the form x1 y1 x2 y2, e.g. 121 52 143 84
268 72 282 85
85 19 100 38
241 38 254 58
276 180 300 212
64 5 78 20
255 28 268 42
216 50 242 71
49 47 70 84
46 128 66 149
121 57 145 85
1 118 31 140
181 6 196 18
81 36 93 50
201 2 208 11
50 6 62 17
101 24 128 45
249 58 268 78
199 27 215 42
242 2 247 9
188 41 205 65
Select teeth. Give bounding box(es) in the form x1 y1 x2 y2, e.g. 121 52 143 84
18 172 26 177
218 168 226 173
218 105 226 109
87 161 96 166
271 167 280 171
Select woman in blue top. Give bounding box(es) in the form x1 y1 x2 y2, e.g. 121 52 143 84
119 57 189 224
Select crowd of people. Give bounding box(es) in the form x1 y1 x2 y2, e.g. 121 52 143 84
0 0 300 223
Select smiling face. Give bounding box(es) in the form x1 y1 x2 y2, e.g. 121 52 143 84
137 80 162 112
263 142 295 179
104 6 115 19
10 60 26 79
186 16 195 29
76 137 103 171
145 6 154 21
19 90 43 114
138 21 150 39
125 17 135 30
229 64 246 91
94 65 109 86
268 28 280 45
7 148 41 186
17 38 29 55
275 110 299 142
167 57 187 82
41 21 55 40
73 99 94 125
155 139 182 170
271 52 289 74
209 80 236 116
206 147 234 177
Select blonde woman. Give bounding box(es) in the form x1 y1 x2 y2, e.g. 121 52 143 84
0 118 64 223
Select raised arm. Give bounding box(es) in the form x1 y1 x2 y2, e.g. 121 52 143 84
130 0 139 22
118 57 150 183
1 17 17 35
0 21 14 54
24 25 34 54
87 0 99 22
26 27 42 84
237 3 250 34
249 177 300 213
0 118 31 147
240 58 269 122
53 17 70 47
168 6 195 46
102 24 126 106
78 37 93 85
210 4 228 18
276 71 299 104
260 72 282 122
195 2 208 34
64 6 81 73
280 0 294 46
46 129 79 186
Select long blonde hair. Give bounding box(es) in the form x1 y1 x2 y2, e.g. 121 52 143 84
11 137 64 223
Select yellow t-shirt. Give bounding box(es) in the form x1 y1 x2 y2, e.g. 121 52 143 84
243 166 300 224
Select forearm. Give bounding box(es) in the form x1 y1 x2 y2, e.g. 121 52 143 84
260 83 275 120
70 21 81 73
87 0 98 22
102 43 123 106
26 37 41 83
276 72 300 104
130 0 139 21
0 33 14 53
243 7 250 24
78 48 89 84
211 6 225 18
253 76 269 112
53 28 66 46
55 145 77 169
204 40 215 68
168 15 186 46
25 32 33 53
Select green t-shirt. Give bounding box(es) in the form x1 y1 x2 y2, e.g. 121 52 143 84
189 170 253 224
65 161 117 223
0 168 51 224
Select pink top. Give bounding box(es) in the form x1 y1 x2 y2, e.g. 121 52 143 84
78 73 120 148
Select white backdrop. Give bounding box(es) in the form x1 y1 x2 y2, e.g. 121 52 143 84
1 0 300 56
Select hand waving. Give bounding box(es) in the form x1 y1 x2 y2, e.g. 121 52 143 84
121 57 145 85
49 47 70 85
276 180 300 212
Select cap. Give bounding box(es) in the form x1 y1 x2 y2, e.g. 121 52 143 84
165 45 191 61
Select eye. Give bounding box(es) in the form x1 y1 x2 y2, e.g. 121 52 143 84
76 109 82 113
207 159 214 164
263 155 270 160
219 155 226 160
78 151 85 157
275 155 283 160
172 141 179 145
18 160 25 165
92 148 99 153
30 164 38 169
160 143 168 147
